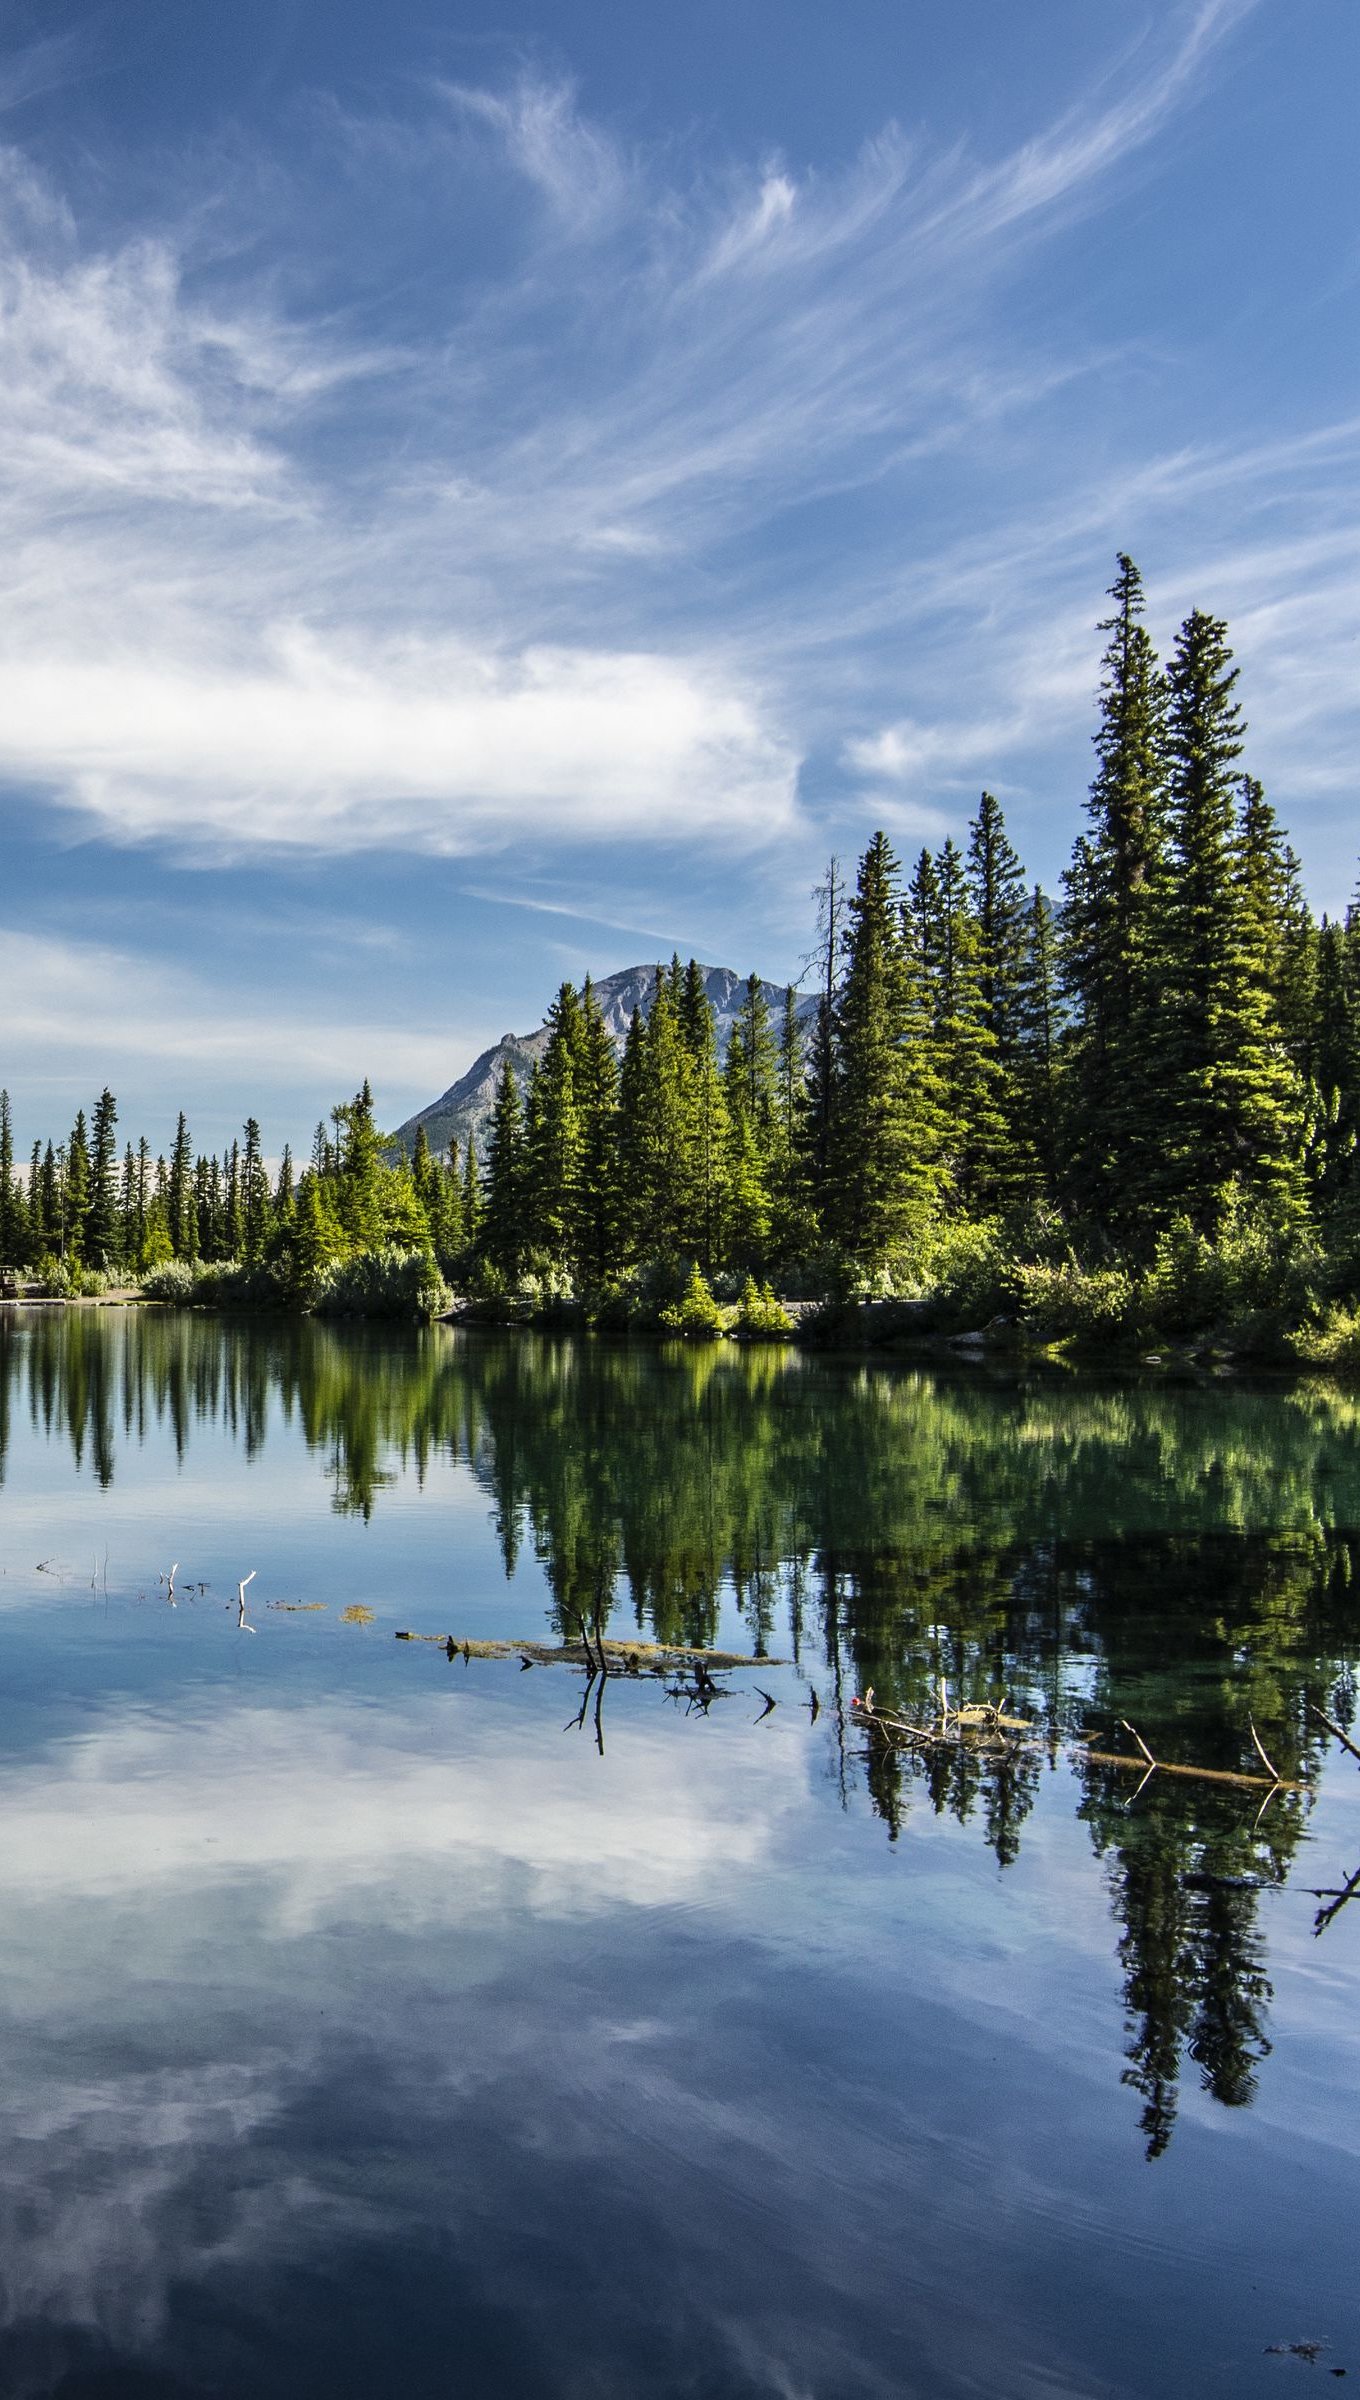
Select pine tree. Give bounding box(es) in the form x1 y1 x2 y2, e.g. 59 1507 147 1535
483 1061 527 1275
461 1137 482 1255
1308 918 1359 1213
616 972 695 1265
830 832 944 1265
679 962 728 1272
225 1141 245 1259
168 1112 197 1260
1062 555 1169 1216
966 792 1034 1201
333 1082 384 1250
241 1118 271 1265
1014 887 1061 1200
1152 611 1304 1228
800 860 846 1225
411 1125 436 1213
577 977 619 1282
118 1144 137 1262
930 836 1007 1213
724 974 779 1272
275 1144 296 1227
27 1142 42 1256
0 1091 15 1264
86 1089 119 1267
39 1141 59 1256
66 1113 91 1264
525 982 586 1272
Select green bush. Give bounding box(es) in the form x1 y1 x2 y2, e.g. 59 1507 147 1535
659 1262 727 1339
310 1247 449 1321
1012 1261 1137 1344
733 1275 794 1339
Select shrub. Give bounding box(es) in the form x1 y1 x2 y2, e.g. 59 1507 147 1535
733 1275 794 1339
140 1259 200 1304
310 1247 449 1321
1012 1261 1137 1345
659 1262 726 1339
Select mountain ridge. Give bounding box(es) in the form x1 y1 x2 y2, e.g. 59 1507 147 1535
391 963 816 1162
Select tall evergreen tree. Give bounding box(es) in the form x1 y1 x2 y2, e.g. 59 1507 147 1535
525 982 586 1271
800 859 846 1224
87 1088 120 1266
1152 611 1304 1228
0 1091 15 1264
577 977 619 1282
168 1112 197 1260
1062 555 1169 1216
616 973 694 1264
1014 887 1061 1201
241 1118 271 1265
830 832 943 1265
65 1113 91 1263
482 1061 527 1275
929 836 1007 1212
966 792 1034 1201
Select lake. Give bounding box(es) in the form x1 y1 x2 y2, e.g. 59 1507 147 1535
0 1306 1356 2398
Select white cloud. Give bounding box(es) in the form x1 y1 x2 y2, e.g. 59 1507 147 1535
0 634 797 856
0 0 1329 887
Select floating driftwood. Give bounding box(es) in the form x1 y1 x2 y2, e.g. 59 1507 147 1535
394 1632 786 1676
849 1684 1305 1803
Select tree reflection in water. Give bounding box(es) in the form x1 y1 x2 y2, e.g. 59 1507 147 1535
2 1306 1358 2153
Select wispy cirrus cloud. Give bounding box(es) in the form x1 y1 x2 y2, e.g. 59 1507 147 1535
0 0 1319 889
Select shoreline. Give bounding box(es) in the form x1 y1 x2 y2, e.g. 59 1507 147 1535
0 1288 1341 1380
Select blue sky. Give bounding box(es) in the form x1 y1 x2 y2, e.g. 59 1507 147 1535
0 0 1356 1154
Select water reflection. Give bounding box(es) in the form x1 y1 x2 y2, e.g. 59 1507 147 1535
1 1307 1359 2178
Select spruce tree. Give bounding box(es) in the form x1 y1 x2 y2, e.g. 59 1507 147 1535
168 1112 196 1259
0 1091 14 1264
525 982 586 1271
577 977 619 1282
274 1144 296 1227
724 974 778 1272
483 1061 527 1275
1308 918 1359 1214
87 1089 120 1266
800 860 846 1225
830 831 943 1265
1014 887 1061 1200
966 792 1034 1201
616 972 694 1264
1062 555 1168 1217
679 962 728 1272
1153 611 1304 1228
930 836 1006 1213
461 1137 482 1254
241 1118 271 1265
66 1114 91 1263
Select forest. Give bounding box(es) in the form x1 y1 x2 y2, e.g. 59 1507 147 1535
4 557 1360 1356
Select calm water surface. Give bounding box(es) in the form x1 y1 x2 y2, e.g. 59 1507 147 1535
0 1308 1357 2398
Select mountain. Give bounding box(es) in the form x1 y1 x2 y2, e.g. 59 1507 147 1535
391 964 818 1162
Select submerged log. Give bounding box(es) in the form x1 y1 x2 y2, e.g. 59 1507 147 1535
394 1632 787 1674
1077 1744 1302 1794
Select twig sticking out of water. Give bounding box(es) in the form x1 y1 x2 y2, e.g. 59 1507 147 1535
1311 1704 1360 1766
236 1570 256 1632
1308 1861 1360 1937
162 1562 178 1609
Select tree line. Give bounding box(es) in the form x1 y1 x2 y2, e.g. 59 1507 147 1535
3 556 1358 1304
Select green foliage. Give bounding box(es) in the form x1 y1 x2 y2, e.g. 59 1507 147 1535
658 1261 726 1338
310 1246 449 1321
733 1275 794 1339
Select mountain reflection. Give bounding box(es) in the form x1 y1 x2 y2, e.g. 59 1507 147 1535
2 1306 1359 2155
